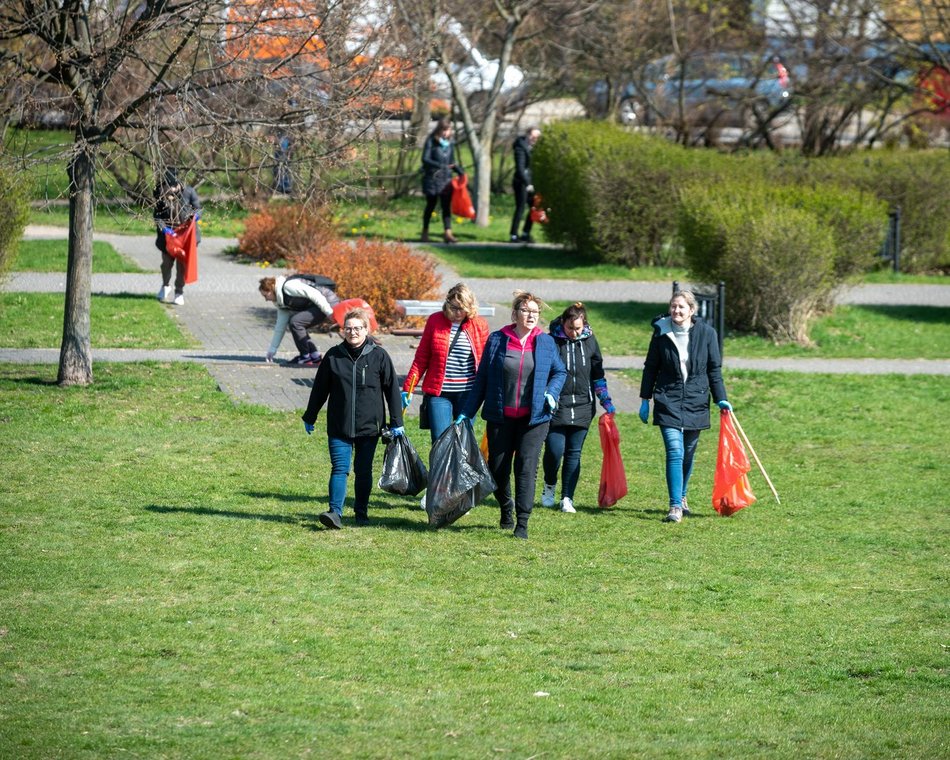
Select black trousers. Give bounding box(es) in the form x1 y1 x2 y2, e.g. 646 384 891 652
423 184 453 231
487 416 550 526
289 308 330 356
510 180 535 237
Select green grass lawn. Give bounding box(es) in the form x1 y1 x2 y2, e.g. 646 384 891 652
548 301 950 360
0 294 198 349
0 363 945 758
29 202 247 238
11 239 145 273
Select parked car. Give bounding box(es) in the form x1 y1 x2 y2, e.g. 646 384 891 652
589 51 792 129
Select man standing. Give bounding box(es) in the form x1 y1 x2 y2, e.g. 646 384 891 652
509 127 541 244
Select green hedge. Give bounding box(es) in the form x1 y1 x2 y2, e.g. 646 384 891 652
0 164 30 283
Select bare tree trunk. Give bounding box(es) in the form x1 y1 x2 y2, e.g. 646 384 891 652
58 146 95 387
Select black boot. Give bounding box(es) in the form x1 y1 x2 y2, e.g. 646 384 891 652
499 503 514 529
513 510 530 539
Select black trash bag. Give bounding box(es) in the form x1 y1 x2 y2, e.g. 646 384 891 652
426 422 496 528
378 433 428 496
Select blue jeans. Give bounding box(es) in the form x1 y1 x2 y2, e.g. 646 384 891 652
542 424 590 500
426 392 468 442
327 435 379 517
660 427 701 508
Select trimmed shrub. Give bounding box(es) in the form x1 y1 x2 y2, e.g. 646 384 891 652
290 238 441 329
237 201 336 263
0 166 30 283
680 183 837 344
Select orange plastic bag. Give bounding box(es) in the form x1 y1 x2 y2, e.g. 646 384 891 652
331 298 379 333
450 174 476 219
529 193 549 224
598 413 627 508
479 429 489 463
712 411 756 516
164 217 198 284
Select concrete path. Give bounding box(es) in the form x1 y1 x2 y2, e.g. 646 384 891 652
5 227 949 412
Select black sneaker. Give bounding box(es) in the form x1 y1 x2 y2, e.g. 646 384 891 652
509 234 520 243
520 233 535 244
513 525 528 540
354 514 370 527
318 510 342 529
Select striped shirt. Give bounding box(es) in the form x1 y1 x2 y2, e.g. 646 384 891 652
442 324 476 393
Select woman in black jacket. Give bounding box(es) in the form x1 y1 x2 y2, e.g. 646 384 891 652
302 308 404 529
540 303 614 513
420 118 463 243
639 291 732 523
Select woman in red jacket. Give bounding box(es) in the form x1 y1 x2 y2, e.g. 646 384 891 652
402 283 489 441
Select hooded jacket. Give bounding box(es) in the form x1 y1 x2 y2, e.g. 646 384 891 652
461 326 567 426
402 311 489 396
302 340 403 439
639 315 727 430
548 316 607 428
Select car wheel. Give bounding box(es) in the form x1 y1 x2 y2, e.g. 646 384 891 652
619 97 649 126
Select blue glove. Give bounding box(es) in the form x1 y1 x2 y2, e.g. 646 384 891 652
717 400 733 412
390 426 405 437
304 421 315 435
454 414 467 425
544 393 557 412
639 399 650 425
604 402 616 415
194 211 201 221
162 226 174 235
401 391 412 409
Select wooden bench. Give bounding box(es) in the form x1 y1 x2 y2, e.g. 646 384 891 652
393 300 496 336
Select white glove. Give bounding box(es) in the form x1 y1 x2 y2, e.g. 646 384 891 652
526 184 535 194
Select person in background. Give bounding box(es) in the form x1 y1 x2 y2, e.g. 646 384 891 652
540 302 615 514
509 126 541 244
302 308 404 529
457 291 566 540
402 283 489 442
638 290 732 523
259 275 339 366
420 117 463 244
154 168 201 305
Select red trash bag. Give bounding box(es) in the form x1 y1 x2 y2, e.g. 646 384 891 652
331 298 379 333
712 411 756 516
529 193 549 224
450 174 476 219
164 217 198 284
598 413 627 508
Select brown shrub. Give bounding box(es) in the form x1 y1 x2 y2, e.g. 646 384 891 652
291 238 442 329
237 201 336 262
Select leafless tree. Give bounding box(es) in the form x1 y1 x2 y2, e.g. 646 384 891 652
0 0 414 385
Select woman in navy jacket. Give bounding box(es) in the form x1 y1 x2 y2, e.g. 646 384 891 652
420 118 463 243
639 291 732 523
459 291 566 539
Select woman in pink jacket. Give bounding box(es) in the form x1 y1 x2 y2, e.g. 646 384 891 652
402 283 489 441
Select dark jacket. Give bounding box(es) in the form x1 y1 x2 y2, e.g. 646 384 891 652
549 317 605 429
461 327 567 426
421 134 462 196
154 182 202 252
639 315 727 430
302 341 403 439
512 134 533 188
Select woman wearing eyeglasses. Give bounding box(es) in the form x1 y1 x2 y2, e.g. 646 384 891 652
302 308 404 529
402 283 490 443
457 291 567 540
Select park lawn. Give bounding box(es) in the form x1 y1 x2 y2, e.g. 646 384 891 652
0 294 198 349
0 363 946 759
12 239 145 273
547 301 950 360
29 202 247 238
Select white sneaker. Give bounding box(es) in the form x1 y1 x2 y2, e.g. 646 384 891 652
560 497 576 513
172 293 185 306
663 506 683 523
157 285 171 302
420 492 427 510
541 483 556 508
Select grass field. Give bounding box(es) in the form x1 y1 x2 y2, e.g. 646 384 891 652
0 363 946 758
11 239 145 273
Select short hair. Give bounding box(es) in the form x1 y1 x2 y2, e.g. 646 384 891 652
512 290 547 314
559 301 587 326
670 289 698 312
444 282 479 320
258 277 277 298
343 307 372 331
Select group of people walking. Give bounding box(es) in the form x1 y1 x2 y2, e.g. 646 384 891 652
299 285 732 539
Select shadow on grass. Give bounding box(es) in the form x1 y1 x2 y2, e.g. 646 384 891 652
854 304 950 324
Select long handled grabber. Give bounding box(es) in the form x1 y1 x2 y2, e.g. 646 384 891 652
730 410 781 504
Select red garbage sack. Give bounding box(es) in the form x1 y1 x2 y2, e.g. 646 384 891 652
712 410 756 516
450 174 476 219
598 413 627 508
331 298 379 333
529 193 549 224
164 217 198 284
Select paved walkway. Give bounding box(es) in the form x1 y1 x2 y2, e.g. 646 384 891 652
5 227 949 411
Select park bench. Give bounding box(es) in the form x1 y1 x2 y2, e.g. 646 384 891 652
393 300 496 336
